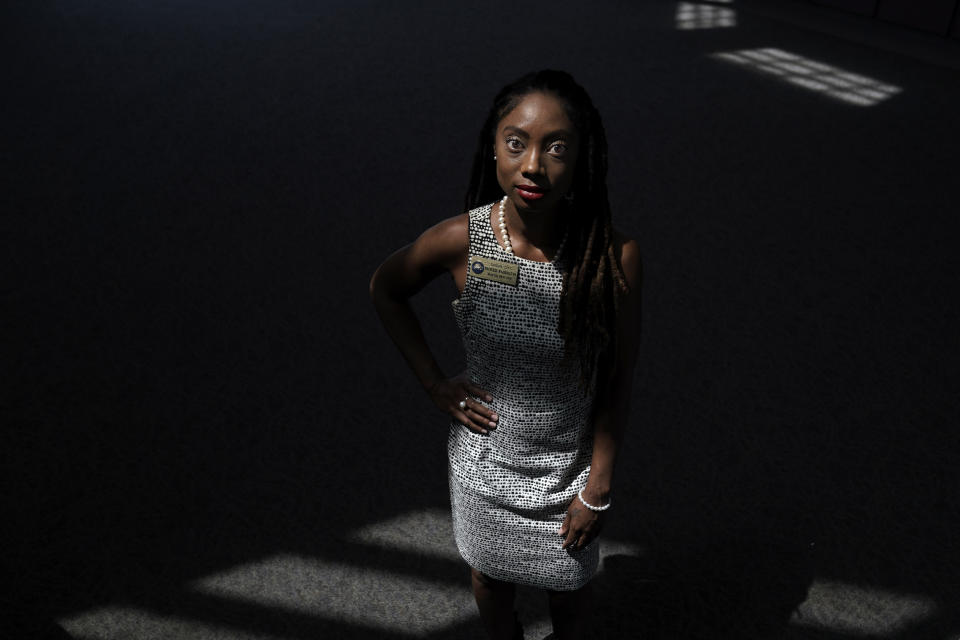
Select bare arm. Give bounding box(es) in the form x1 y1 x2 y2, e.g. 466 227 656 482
560 232 643 549
582 235 642 506
369 214 499 435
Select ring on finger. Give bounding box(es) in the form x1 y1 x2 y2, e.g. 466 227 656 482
458 399 467 410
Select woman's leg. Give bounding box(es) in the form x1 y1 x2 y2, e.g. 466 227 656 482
547 581 594 640
470 567 520 639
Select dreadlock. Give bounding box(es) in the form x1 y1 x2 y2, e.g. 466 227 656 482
464 70 630 397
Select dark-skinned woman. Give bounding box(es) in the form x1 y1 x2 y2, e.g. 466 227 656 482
369 69 642 640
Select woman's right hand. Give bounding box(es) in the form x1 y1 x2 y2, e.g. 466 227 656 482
428 371 499 435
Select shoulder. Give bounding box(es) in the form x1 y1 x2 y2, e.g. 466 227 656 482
423 211 470 246
411 211 472 270
611 227 642 292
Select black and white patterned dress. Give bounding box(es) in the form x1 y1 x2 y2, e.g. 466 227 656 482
448 201 599 591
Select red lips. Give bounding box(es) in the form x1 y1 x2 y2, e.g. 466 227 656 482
517 184 546 193
516 184 548 200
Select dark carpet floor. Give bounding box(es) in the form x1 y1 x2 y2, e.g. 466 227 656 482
3 1 959 638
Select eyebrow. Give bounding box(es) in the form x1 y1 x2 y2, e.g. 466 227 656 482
502 125 574 139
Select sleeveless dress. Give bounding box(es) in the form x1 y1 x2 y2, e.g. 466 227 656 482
448 201 599 591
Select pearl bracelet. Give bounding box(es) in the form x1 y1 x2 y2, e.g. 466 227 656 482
577 488 611 512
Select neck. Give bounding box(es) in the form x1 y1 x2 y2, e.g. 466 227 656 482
504 199 569 248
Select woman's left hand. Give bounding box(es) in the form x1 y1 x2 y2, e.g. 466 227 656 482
558 493 604 550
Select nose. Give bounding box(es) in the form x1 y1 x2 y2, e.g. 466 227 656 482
521 147 544 176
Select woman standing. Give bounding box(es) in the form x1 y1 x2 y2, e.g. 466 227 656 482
369 70 642 640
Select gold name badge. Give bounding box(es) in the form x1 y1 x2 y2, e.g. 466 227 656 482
467 255 519 286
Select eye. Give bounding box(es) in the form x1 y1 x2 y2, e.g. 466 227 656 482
505 136 523 152
548 141 568 155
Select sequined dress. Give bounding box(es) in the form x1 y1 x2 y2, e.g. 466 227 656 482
448 202 599 591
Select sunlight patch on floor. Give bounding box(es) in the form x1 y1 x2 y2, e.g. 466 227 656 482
790 580 939 636
711 48 902 106
190 553 477 635
59 508 644 639
348 506 463 561
676 2 737 30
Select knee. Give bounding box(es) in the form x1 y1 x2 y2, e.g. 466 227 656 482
470 567 505 589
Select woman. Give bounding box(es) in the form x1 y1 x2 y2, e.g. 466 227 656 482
369 70 642 640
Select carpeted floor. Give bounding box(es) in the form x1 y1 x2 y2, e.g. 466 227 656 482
4 1 959 638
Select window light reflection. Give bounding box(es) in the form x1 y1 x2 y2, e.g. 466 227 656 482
676 2 737 30
790 580 938 636
712 47 902 106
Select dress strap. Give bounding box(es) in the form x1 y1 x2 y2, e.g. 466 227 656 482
468 203 500 259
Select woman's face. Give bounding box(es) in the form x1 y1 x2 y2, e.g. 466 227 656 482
493 91 580 215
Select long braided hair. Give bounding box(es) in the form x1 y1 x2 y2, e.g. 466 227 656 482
464 70 630 396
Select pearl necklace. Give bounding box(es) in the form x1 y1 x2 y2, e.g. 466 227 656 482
497 195 568 261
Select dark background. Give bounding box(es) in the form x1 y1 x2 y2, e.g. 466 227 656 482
4 1 959 638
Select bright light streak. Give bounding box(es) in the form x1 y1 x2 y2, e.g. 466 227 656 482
676 2 737 30
190 553 477 635
712 47 902 106
348 506 463 561
790 580 938 636
60 554 475 639
59 509 646 638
